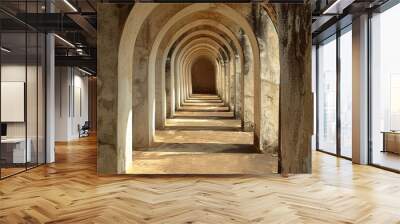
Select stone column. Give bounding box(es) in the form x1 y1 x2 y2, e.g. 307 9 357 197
97 4 131 174
155 56 165 129
217 62 221 96
165 57 172 118
229 59 236 112
241 34 255 132
173 56 181 110
276 3 313 173
222 60 225 100
254 7 280 154
235 55 242 119
97 4 119 174
225 60 230 105
132 21 153 148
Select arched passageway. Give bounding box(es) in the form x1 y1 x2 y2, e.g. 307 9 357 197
97 3 313 175
191 57 216 94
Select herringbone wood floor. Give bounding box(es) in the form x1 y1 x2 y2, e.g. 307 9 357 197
1 136 400 223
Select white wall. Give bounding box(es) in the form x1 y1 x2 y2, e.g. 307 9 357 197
1 63 47 164
1 65 41 137
55 67 89 141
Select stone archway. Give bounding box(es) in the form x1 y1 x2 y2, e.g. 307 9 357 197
97 2 312 175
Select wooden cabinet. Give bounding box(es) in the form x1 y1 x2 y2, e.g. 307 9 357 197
382 132 400 154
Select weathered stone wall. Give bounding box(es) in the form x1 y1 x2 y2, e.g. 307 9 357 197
97 3 312 175
254 6 280 155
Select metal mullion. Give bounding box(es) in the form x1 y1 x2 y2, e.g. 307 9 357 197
367 11 373 165
36 0 39 167
44 0 48 164
24 0 28 171
316 44 320 151
336 30 341 157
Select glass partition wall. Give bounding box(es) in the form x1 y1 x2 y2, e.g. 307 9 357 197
0 1 46 179
317 35 337 155
370 2 400 171
339 27 352 158
316 26 353 159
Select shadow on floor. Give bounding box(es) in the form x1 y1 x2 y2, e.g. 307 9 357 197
136 142 260 154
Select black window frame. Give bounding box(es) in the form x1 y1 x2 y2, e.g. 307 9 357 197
315 23 353 161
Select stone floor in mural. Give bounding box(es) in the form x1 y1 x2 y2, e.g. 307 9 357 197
129 94 277 174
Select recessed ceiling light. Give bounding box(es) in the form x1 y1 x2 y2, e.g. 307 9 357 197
54 34 75 48
322 0 354 15
78 67 93 76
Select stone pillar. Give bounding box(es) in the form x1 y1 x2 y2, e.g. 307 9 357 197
188 67 192 97
180 63 185 105
165 57 172 118
254 7 280 154
132 21 153 148
225 60 230 105
241 34 255 131
229 59 236 112
155 56 165 129
217 62 221 96
276 3 313 173
235 55 242 119
97 4 131 174
173 56 181 110
222 60 225 100
186 65 191 99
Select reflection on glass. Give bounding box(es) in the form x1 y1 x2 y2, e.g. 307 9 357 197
340 28 352 158
371 3 400 171
27 31 38 169
1 31 28 177
318 36 337 154
0 1 46 179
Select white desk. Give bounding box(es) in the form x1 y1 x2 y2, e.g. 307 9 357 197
1 138 31 163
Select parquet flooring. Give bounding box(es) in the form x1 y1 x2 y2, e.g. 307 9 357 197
0 135 400 223
2 94 400 223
